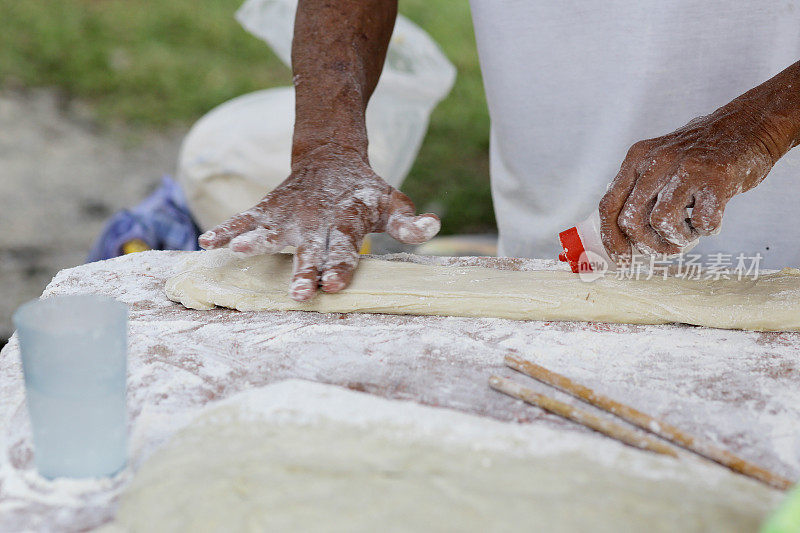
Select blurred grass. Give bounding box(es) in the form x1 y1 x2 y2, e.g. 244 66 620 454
0 0 495 234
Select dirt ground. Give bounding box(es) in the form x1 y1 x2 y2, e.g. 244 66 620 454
0 89 186 342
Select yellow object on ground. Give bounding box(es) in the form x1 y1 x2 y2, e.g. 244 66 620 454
359 236 371 254
122 239 151 254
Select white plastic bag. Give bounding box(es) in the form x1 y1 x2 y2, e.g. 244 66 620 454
178 0 456 231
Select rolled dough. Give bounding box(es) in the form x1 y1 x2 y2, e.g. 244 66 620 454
108 381 779 533
165 249 800 331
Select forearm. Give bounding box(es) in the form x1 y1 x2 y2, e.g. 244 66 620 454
731 59 800 163
290 0 397 165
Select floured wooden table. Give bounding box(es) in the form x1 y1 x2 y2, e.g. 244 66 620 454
0 251 798 531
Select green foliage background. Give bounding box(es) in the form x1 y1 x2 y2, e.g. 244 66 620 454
0 0 495 233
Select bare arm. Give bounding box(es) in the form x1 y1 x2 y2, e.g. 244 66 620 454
291 0 395 161
200 0 440 301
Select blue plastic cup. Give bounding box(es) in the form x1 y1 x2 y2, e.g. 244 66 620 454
13 295 128 479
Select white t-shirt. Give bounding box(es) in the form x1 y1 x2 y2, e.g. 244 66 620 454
470 0 800 268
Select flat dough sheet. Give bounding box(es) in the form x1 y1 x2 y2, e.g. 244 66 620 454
165 249 800 331
106 381 778 533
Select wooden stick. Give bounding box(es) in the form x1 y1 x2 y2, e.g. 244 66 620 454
504 353 794 491
488 375 678 458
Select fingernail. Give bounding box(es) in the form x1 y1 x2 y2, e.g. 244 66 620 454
198 231 216 248
289 279 315 301
415 217 441 240
321 271 343 292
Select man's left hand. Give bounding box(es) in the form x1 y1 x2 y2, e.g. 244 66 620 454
599 61 800 260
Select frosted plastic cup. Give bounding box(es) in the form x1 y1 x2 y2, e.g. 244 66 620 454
13 295 128 479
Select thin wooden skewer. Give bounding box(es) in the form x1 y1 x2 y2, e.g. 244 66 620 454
488 375 678 457
504 353 794 491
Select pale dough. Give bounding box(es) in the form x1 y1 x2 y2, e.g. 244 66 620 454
165 249 800 331
107 381 779 533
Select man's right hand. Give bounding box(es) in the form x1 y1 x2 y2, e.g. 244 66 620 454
200 0 421 302
198 143 440 302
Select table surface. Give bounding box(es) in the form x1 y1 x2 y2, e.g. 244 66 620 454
1 250 798 532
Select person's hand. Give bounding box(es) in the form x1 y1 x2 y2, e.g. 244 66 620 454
599 69 800 260
198 144 440 301
599 110 779 259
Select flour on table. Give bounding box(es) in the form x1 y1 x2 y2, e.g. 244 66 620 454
2 251 797 531
166 249 800 331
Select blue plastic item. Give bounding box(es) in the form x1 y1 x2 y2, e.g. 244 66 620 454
87 176 200 262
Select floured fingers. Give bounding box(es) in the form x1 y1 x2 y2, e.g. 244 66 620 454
384 189 440 245
320 227 362 293
198 211 261 249
289 242 324 301
229 226 286 256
